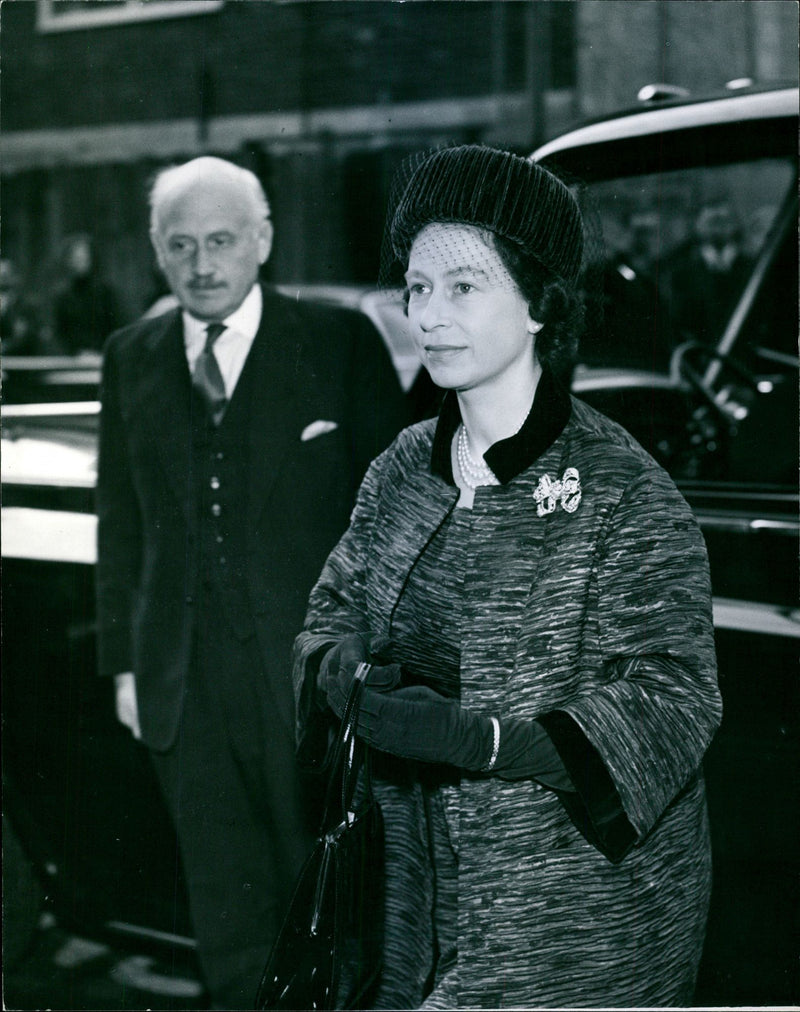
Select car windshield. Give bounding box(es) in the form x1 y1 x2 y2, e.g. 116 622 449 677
571 153 798 491
577 156 796 372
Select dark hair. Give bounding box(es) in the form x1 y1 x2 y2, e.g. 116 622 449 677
489 232 584 381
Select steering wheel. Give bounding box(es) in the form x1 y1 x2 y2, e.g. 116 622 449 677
671 341 760 424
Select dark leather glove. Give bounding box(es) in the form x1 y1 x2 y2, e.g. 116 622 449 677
323 649 575 784
318 635 402 718
493 719 575 789
344 683 495 771
329 662 574 785
316 633 369 712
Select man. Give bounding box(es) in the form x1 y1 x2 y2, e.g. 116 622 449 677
1 258 48 355
95 156 408 1008
663 198 753 347
54 233 122 353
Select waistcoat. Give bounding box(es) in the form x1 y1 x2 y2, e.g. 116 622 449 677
190 358 257 639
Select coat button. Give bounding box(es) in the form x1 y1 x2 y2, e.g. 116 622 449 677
211 503 222 517
210 476 221 490
185 595 194 605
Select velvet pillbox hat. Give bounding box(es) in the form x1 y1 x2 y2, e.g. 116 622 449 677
389 145 584 285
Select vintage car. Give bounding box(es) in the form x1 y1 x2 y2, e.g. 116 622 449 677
3 83 798 1004
533 82 799 1003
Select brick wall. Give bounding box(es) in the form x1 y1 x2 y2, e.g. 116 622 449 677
3 1 531 132
2 0 796 329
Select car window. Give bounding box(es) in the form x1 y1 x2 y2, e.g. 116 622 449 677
578 158 795 365
576 156 798 489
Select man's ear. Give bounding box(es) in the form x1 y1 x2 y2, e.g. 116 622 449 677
150 230 166 272
258 220 274 266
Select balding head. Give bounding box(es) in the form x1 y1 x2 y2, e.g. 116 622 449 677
149 157 273 321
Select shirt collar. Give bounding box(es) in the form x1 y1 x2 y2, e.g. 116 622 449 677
183 282 263 344
430 367 572 485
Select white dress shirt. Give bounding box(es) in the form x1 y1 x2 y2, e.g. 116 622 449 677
183 283 263 399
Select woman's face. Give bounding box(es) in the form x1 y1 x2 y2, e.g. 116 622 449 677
405 223 536 395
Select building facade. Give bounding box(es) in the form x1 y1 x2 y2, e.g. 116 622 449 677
1 0 797 328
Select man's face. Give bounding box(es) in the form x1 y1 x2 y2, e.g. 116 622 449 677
152 180 272 321
66 238 92 277
696 203 738 250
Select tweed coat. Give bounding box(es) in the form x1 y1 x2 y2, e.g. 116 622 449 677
294 381 722 1009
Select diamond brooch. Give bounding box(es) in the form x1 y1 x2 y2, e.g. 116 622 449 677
533 468 581 516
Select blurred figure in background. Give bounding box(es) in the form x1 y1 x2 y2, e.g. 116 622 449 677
0 258 49 355
663 199 753 346
53 233 121 354
595 210 676 372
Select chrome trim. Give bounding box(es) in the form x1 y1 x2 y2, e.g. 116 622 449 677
695 512 799 535
105 921 196 950
681 485 798 505
1 401 100 418
572 367 677 393
1 507 97 564
532 88 798 162
2 475 96 490
2 355 101 369
713 597 800 638
750 518 800 533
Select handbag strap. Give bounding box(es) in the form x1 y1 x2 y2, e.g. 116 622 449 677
321 662 372 829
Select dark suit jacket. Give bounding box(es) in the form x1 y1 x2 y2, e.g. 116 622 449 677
96 285 408 751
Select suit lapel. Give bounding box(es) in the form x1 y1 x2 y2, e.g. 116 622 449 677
246 289 306 529
137 310 196 514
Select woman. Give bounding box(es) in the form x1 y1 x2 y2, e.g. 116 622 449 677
293 146 721 1009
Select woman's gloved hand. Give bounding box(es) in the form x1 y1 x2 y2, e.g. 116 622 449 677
316 633 368 712
348 686 574 785
317 634 402 717
336 682 495 771
321 646 575 785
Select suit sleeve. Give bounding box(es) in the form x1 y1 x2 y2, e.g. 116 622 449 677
539 468 722 861
292 446 391 764
345 310 411 488
95 337 142 676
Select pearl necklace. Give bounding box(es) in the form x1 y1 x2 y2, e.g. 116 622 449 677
456 424 500 489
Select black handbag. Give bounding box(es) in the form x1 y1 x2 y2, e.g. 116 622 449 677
255 662 385 1010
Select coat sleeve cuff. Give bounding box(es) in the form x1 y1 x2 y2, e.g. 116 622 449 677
295 644 337 770
537 709 638 864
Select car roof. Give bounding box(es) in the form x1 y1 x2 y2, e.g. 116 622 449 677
533 86 799 164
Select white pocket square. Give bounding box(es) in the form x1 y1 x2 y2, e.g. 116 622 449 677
301 420 339 442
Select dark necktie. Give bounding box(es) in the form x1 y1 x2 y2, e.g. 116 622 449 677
193 322 227 425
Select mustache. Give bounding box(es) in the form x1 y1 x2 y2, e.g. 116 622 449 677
188 279 225 290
